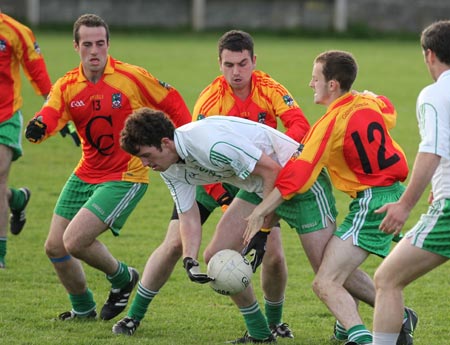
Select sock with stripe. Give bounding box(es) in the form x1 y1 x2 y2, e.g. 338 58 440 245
347 324 373 344
69 288 96 316
0 237 6 266
240 301 272 340
107 261 130 289
264 296 284 327
127 282 159 321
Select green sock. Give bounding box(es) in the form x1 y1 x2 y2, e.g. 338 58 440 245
107 261 130 289
0 237 6 264
334 320 348 340
127 282 158 321
264 296 284 327
9 188 25 210
69 288 96 316
347 324 372 344
240 301 272 340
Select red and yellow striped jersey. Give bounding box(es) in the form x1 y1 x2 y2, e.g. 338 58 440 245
0 13 51 121
34 56 191 184
276 92 409 199
192 70 310 142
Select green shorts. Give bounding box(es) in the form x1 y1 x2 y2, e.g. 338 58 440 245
335 182 405 258
405 198 450 258
237 169 338 235
54 173 148 236
195 183 240 212
0 110 23 161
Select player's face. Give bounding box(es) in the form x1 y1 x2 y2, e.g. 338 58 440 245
134 142 178 172
74 25 109 81
219 49 256 92
309 62 332 106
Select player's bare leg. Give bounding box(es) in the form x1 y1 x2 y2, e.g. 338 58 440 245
205 198 285 341
373 237 445 344
141 219 182 291
312 236 372 344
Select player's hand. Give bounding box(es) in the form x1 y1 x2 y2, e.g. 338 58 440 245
375 202 409 235
25 116 47 143
242 229 270 273
183 257 214 284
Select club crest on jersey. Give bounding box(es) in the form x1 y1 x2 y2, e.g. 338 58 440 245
159 80 171 89
283 95 294 106
290 144 304 160
258 112 267 123
0 40 7 52
33 41 42 54
112 93 122 109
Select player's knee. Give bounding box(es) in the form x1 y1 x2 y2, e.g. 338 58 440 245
161 238 183 260
374 266 396 291
312 275 326 298
264 246 286 270
44 238 66 258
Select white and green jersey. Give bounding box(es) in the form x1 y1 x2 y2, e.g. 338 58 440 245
161 116 299 213
417 69 450 201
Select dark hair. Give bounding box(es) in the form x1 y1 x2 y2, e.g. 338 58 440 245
120 108 175 155
314 50 357 92
73 14 110 44
218 30 254 60
421 20 450 65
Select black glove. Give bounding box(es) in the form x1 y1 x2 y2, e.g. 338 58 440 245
60 123 81 147
242 230 270 273
25 116 47 143
183 257 214 284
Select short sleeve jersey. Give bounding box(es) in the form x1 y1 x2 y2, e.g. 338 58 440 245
192 70 310 142
160 116 300 213
0 13 51 121
276 92 409 199
417 70 450 201
35 56 191 184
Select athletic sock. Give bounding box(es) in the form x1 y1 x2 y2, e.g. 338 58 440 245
107 261 130 289
69 288 96 316
0 237 6 265
334 320 349 340
240 301 272 340
9 188 25 210
347 324 372 344
264 296 284 326
127 282 158 321
373 332 399 345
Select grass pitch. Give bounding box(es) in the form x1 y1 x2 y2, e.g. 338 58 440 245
3 30 447 344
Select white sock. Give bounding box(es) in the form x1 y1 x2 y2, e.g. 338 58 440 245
373 332 399 345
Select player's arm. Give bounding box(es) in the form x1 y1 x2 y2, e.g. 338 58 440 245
377 152 440 235
17 26 52 96
279 108 311 142
241 153 282 271
179 203 213 283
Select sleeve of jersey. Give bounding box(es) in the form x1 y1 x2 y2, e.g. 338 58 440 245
158 88 192 127
280 108 311 142
275 118 333 199
417 87 450 160
376 95 397 130
32 79 70 141
161 173 196 214
264 82 310 142
19 27 51 95
275 158 316 199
